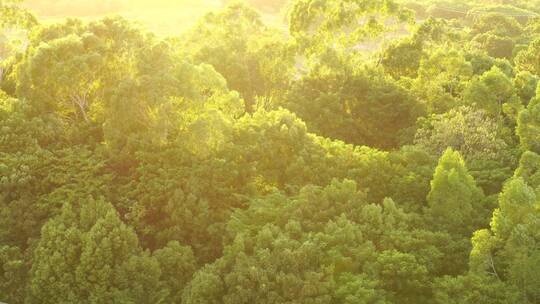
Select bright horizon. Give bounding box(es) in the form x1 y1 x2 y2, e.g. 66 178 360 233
21 0 285 35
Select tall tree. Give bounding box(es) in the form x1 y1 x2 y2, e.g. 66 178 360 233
463 66 519 121
425 149 487 275
426 149 485 236
414 106 513 194
413 48 473 114
183 2 295 110
513 71 538 104
514 151 540 192
14 17 144 123
288 0 413 51
285 49 423 149
515 38 540 76
28 198 166 303
469 178 540 303
517 92 540 154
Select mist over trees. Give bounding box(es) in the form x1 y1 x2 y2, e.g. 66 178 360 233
2 0 540 303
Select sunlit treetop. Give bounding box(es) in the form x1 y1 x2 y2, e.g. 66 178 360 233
288 0 414 49
0 0 37 29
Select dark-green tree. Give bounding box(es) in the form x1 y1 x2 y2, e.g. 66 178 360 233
183 180 443 304
284 50 423 149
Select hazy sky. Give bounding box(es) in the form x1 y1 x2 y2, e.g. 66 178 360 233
22 0 226 35
22 0 283 35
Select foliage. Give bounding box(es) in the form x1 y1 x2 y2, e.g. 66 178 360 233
285 50 423 149
413 48 473 113
426 149 486 234
2 0 540 303
468 178 540 302
415 106 507 162
183 2 295 110
288 0 414 50
183 180 443 303
517 89 540 153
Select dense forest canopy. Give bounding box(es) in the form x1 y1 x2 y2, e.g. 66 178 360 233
1 0 540 303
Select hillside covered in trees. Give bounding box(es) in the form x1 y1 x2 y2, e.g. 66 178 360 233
1 0 540 303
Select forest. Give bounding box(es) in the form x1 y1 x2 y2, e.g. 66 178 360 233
1 0 540 303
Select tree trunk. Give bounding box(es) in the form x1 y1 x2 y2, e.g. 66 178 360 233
72 95 90 123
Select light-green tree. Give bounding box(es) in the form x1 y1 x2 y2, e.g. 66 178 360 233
463 66 519 120
517 89 540 153
183 2 294 110
414 106 513 194
427 148 485 235
288 0 413 51
514 151 540 193
28 198 177 303
515 38 540 76
468 178 540 303
471 13 522 38
513 71 538 104
0 0 37 29
415 106 507 163
413 48 473 113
